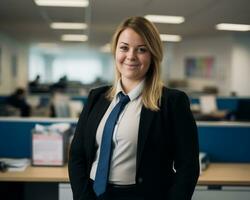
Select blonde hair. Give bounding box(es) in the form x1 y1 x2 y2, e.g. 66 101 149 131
107 16 164 111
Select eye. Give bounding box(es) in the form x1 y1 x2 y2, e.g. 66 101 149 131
119 45 129 52
137 47 148 53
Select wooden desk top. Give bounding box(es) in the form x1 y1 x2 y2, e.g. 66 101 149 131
0 163 250 185
198 163 250 186
0 165 68 182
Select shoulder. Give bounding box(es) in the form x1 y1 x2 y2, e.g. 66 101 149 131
162 86 189 100
89 85 111 96
158 87 193 122
161 87 190 108
80 86 111 114
87 85 111 103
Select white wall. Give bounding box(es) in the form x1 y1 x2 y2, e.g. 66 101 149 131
1 34 249 96
161 44 172 84
29 45 114 85
168 36 233 95
231 37 250 96
0 34 29 95
167 35 250 96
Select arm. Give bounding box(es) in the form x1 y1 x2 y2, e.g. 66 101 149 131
68 90 95 200
167 91 200 200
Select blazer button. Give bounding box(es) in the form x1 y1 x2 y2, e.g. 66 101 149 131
138 177 143 183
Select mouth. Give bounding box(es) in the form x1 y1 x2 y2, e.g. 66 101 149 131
124 63 140 67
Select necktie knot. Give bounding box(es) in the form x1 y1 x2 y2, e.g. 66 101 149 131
118 92 130 105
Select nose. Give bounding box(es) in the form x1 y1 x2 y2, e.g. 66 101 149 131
126 49 136 61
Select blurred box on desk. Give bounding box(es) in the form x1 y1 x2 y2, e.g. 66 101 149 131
192 95 228 121
199 152 210 175
32 123 72 166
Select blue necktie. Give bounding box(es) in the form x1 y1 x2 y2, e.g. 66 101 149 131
93 92 130 197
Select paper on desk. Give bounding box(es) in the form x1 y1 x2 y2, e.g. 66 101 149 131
32 134 63 165
34 123 70 134
199 95 217 114
0 158 30 172
199 152 210 175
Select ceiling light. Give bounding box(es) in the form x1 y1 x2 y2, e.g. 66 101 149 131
145 15 185 24
216 23 250 31
160 34 182 42
61 34 88 42
50 22 87 30
34 0 89 7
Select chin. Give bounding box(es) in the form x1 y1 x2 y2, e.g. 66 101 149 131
122 72 137 79
122 74 143 82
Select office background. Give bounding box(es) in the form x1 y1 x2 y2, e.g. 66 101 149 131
0 0 250 97
0 1 250 200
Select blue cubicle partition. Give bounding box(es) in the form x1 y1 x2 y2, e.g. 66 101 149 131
198 123 250 162
0 118 77 158
190 97 245 111
0 96 6 103
0 118 250 163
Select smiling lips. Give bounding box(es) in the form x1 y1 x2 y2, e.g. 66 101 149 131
124 63 140 68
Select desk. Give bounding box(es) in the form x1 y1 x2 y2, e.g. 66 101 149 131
0 166 69 200
197 164 250 200
0 165 68 182
198 163 250 186
193 110 228 121
1 163 250 185
1 164 250 200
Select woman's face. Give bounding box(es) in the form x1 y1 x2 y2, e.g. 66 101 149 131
115 28 151 85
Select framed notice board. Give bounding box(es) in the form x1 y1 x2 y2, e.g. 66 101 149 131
185 57 215 79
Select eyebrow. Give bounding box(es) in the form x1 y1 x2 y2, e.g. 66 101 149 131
119 42 147 47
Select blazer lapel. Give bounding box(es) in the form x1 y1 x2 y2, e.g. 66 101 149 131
87 94 110 157
136 106 156 172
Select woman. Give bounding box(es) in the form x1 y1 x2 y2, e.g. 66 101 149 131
69 16 199 200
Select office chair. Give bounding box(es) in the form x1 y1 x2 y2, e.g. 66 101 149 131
235 99 250 121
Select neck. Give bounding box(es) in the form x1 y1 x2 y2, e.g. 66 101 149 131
120 78 141 94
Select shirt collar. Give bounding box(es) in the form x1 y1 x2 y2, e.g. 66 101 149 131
116 79 145 101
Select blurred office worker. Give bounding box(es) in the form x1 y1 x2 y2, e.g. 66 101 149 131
6 88 31 117
69 16 199 200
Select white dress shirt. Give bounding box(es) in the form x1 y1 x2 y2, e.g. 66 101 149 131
90 80 144 184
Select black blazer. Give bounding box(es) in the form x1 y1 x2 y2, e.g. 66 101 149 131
68 86 199 200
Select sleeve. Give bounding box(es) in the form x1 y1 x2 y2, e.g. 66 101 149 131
166 91 200 200
68 90 95 200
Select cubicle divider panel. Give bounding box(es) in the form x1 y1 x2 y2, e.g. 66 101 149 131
1 118 250 163
0 118 77 158
0 96 6 103
216 98 239 111
198 124 250 163
191 97 240 111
